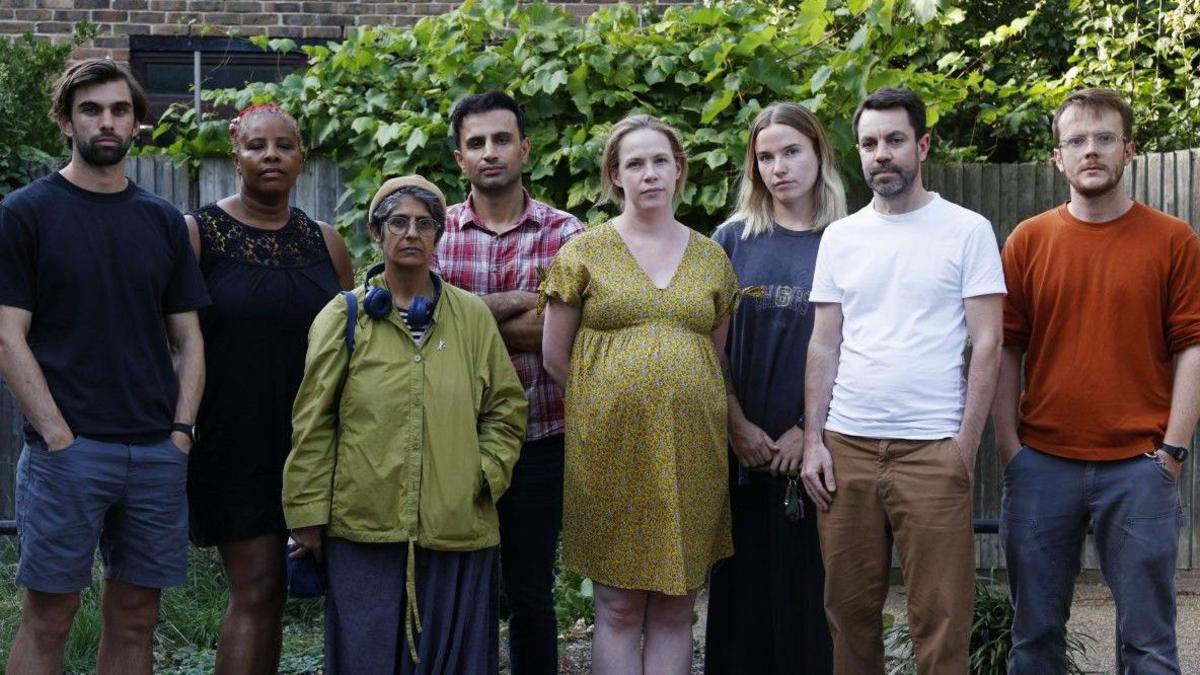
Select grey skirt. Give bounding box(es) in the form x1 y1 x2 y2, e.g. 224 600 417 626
324 538 499 674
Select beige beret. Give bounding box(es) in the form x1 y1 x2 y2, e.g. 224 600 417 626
368 175 448 217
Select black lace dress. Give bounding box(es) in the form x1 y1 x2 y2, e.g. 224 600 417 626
187 204 342 547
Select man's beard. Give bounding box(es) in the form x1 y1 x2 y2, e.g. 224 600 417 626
1071 164 1124 199
76 133 133 167
865 163 913 198
472 165 521 194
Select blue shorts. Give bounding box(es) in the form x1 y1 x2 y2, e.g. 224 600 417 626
15 435 189 593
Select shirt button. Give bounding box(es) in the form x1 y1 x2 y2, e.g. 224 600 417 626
490 265 499 273
413 355 422 363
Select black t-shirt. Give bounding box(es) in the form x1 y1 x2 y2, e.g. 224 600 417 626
0 172 210 443
713 219 821 440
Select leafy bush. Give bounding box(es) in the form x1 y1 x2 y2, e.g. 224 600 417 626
884 577 1094 674
146 0 977 253
0 543 324 674
144 0 1200 264
936 0 1200 161
0 23 100 197
553 565 595 633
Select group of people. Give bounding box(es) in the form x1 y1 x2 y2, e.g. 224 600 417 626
0 55 1196 675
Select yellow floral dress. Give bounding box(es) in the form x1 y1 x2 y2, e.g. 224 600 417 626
539 221 739 594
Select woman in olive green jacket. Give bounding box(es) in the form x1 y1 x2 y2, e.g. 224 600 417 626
283 175 527 674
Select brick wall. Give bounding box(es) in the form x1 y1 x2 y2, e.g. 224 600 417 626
0 0 688 62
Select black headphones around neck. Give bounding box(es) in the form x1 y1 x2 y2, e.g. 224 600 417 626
361 263 441 331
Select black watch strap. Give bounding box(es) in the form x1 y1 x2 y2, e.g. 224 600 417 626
1159 442 1189 463
172 422 196 443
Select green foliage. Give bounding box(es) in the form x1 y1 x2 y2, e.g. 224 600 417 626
937 0 1200 161
884 578 1094 674
0 22 100 196
142 0 1200 259
147 0 977 253
0 543 324 674
553 564 595 632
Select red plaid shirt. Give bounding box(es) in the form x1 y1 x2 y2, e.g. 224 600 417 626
434 191 584 441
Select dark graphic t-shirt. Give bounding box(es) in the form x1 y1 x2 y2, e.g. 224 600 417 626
0 172 210 443
713 219 821 440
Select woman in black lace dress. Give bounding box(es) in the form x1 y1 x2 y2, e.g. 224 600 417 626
184 104 353 674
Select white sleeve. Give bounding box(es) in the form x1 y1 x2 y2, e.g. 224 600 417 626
961 218 1007 298
808 231 842 303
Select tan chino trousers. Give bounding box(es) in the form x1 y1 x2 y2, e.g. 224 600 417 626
816 431 975 675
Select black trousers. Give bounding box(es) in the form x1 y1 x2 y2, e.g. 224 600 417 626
497 434 565 675
705 467 833 675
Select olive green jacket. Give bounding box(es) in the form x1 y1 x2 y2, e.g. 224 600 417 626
282 277 527 549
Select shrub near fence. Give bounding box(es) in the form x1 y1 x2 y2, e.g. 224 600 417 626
1 149 1198 568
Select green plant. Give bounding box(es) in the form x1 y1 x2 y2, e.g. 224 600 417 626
0 542 324 673
938 0 1200 161
553 564 594 633
146 0 978 265
0 22 100 197
884 577 1094 674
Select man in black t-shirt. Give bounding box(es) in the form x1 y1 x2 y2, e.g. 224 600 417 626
0 60 209 674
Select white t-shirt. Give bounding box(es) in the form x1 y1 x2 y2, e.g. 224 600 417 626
809 193 1006 439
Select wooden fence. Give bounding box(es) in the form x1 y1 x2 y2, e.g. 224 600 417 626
921 150 1200 570
2 150 1199 570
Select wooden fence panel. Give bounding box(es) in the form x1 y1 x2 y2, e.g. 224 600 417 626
1179 150 1196 230
1133 155 1149 202
0 379 20 520
924 163 942 197
1147 152 1164 209
197 157 240 208
1163 152 1178 219
945 163 964 207
289 158 344 226
1192 151 1200 235
999 164 1020 240
981 164 1004 243
1036 159 1055 214
1017 162 1038 224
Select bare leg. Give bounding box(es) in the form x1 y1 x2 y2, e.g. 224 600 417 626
642 590 698 675
96 579 161 675
592 583 648 675
5 590 81 675
214 534 288 675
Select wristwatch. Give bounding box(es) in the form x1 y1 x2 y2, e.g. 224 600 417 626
1159 442 1189 463
172 422 197 443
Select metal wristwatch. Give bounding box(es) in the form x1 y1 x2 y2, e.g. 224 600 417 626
1159 442 1189 463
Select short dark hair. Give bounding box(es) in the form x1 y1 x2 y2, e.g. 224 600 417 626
448 91 526 148
1052 88 1133 143
50 58 148 126
852 87 927 141
369 186 447 242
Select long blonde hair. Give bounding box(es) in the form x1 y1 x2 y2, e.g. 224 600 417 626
731 103 847 238
598 114 689 208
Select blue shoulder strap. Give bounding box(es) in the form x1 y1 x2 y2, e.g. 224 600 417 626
342 291 358 355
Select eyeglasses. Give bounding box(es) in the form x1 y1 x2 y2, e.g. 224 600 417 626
382 216 439 236
1058 133 1127 153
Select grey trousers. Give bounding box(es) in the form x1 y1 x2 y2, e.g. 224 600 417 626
1001 446 1183 675
324 538 499 674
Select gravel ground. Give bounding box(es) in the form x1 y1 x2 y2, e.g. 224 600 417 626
524 576 1200 674
880 575 1200 674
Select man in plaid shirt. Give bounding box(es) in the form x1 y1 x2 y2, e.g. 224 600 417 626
435 91 584 675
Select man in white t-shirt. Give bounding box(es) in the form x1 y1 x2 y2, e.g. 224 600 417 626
799 88 1006 674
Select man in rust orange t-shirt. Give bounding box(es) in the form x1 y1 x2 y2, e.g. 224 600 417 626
992 88 1200 674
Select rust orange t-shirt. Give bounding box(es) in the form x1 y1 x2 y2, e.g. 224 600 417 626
1002 202 1200 460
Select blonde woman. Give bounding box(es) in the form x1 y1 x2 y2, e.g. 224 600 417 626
705 102 847 675
541 115 739 674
